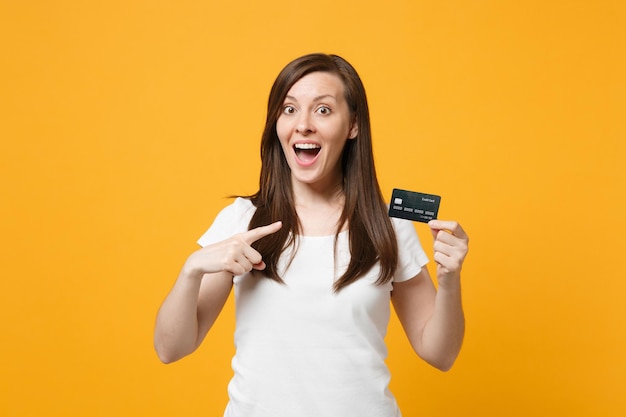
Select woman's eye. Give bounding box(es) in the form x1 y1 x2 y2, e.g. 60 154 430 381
316 106 331 115
283 105 296 114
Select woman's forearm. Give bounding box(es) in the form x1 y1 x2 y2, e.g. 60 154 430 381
154 267 204 363
420 280 465 371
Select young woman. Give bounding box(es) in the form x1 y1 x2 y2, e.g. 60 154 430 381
154 53 469 417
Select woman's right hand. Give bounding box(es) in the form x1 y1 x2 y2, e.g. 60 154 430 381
184 221 283 278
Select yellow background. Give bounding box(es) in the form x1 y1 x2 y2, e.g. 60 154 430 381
1 1 624 416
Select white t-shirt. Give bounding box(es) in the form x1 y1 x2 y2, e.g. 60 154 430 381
198 198 429 417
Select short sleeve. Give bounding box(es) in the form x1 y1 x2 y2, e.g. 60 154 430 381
392 217 430 282
197 198 256 247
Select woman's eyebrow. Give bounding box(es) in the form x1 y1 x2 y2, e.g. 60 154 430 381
284 94 337 103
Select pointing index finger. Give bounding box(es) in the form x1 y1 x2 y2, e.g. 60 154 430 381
242 221 283 244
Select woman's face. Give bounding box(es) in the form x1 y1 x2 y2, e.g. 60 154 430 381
276 71 358 192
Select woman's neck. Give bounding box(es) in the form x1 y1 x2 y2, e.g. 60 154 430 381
291 176 344 207
291 177 346 236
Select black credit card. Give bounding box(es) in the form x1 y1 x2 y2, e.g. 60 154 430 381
388 188 441 223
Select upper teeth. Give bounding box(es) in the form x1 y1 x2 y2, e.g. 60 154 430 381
294 143 321 149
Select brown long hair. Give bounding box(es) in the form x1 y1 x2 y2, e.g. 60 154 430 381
247 53 398 292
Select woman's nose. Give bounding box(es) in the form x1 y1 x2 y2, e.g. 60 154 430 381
296 112 315 135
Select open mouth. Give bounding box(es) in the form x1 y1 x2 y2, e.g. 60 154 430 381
294 143 321 163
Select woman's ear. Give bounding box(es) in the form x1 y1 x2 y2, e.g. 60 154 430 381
348 119 358 139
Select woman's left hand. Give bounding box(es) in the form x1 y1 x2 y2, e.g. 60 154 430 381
427 220 469 288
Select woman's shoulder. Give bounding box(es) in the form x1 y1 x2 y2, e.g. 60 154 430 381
216 197 256 222
390 216 416 237
231 196 255 211
197 197 255 247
